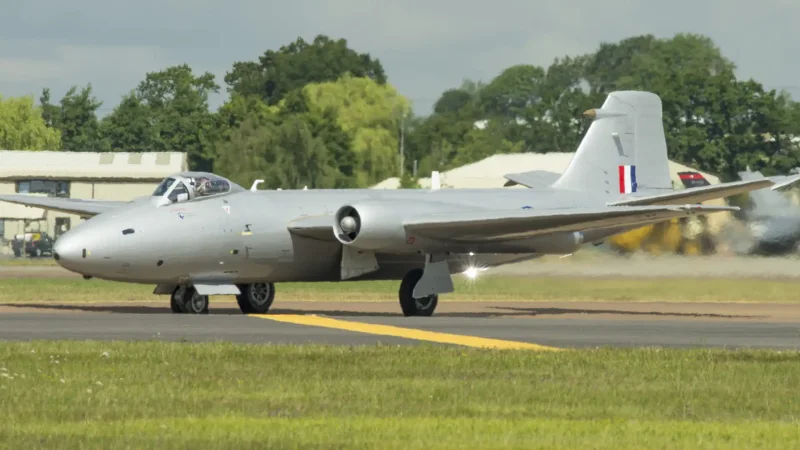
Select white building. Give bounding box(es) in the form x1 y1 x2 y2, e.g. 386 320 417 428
0 151 187 254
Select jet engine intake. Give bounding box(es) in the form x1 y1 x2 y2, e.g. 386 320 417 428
333 200 466 252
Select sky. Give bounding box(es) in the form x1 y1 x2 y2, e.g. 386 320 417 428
2 0 799 117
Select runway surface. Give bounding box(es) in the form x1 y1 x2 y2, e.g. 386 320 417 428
2 300 800 350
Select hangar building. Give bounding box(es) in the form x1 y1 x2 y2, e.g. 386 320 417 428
0 151 187 255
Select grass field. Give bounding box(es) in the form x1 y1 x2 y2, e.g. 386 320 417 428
0 342 799 449
0 257 56 266
2 275 800 303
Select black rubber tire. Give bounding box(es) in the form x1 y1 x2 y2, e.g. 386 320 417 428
170 293 183 313
236 283 275 314
399 269 439 317
171 286 186 313
174 286 208 314
183 288 209 314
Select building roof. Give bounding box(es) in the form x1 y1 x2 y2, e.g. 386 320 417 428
373 153 720 189
0 151 188 181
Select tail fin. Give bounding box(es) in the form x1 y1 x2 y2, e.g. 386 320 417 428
551 91 673 196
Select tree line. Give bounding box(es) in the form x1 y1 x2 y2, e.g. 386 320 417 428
1 33 799 189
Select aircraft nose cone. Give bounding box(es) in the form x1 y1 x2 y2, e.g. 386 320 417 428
53 234 85 270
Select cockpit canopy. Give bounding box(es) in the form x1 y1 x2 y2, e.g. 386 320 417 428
151 172 244 205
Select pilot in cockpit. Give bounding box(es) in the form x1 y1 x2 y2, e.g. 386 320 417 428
153 173 236 205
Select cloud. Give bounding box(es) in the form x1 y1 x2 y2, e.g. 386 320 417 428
1 0 799 114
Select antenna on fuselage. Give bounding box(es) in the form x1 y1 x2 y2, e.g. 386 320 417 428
250 179 264 191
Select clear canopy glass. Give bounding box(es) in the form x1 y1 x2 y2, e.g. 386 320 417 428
151 172 242 205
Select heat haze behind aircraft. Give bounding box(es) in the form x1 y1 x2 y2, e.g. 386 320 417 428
719 169 800 255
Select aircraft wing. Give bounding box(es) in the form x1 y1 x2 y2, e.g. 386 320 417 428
0 194 125 217
503 170 561 188
606 179 772 207
404 204 737 243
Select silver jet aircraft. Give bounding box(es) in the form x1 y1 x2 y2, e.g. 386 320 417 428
0 91 775 316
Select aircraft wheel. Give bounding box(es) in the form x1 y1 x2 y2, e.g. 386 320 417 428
399 269 438 317
173 286 208 314
170 286 186 313
184 288 209 315
236 282 275 314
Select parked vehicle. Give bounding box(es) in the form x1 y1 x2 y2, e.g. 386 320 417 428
11 232 55 257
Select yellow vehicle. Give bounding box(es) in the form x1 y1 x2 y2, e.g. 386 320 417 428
608 171 719 255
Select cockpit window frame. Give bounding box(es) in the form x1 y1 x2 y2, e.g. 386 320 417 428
152 177 177 197
166 181 190 204
152 172 243 207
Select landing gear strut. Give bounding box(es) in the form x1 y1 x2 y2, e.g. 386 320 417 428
170 285 209 314
236 282 275 314
399 268 439 317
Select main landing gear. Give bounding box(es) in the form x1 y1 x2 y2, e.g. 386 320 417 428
170 285 209 314
398 254 454 317
170 283 275 315
235 282 276 314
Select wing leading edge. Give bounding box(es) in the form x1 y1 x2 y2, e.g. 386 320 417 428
403 205 738 243
0 194 125 217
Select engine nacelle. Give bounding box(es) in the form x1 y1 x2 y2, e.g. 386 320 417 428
524 231 585 254
333 201 449 252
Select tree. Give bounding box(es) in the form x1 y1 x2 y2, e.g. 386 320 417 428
479 64 547 119
434 89 473 115
398 171 421 188
0 95 61 150
213 113 339 190
101 64 220 170
301 73 410 186
225 35 386 105
405 33 800 181
40 85 108 152
580 34 800 179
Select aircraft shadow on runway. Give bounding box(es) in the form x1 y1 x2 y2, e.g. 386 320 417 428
2 303 763 320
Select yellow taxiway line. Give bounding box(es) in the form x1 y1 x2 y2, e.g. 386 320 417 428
249 314 561 351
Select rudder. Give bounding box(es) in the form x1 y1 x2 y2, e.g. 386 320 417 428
551 91 673 196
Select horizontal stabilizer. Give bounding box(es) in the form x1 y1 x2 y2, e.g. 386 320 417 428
607 179 772 207
0 194 124 217
503 170 562 188
287 214 335 241
769 175 800 191
404 204 737 243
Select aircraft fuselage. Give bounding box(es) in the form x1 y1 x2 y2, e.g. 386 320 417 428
52 187 618 285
